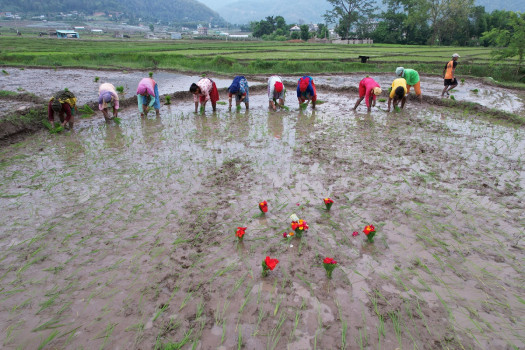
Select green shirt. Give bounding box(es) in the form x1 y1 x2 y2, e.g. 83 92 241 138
403 69 420 85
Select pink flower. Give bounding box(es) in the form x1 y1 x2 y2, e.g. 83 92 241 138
352 231 359 237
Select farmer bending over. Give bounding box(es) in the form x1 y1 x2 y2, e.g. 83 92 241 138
190 77 220 113
387 78 407 112
98 83 119 122
48 89 78 128
353 77 382 112
297 75 317 109
228 76 249 110
137 77 160 117
395 67 422 102
268 75 285 111
441 53 460 98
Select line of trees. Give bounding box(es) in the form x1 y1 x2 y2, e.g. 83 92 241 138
325 0 523 47
250 16 329 41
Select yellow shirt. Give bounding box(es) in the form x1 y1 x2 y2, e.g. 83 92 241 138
389 78 407 98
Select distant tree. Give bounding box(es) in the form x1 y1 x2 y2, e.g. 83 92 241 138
275 16 286 30
251 20 274 37
317 23 328 38
300 24 310 41
324 0 376 39
149 24 154 32
291 31 300 40
482 11 525 71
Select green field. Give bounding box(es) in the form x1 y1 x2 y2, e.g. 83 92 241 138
0 37 521 83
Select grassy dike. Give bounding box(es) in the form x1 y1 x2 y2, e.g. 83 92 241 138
0 37 523 84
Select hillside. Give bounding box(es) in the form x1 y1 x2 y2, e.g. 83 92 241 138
198 0 524 24
0 0 227 25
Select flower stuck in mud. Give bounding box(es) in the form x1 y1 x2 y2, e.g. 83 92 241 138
259 200 268 213
324 198 334 210
290 214 308 238
363 225 376 243
352 231 359 237
262 256 279 277
323 257 338 279
282 231 295 239
236 227 247 241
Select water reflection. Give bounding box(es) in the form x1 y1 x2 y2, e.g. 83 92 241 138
268 112 284 139
140 116 164 144
104 124 126 149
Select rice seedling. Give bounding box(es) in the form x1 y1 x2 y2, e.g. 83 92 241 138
116 86 124 93
2 69 8 75
216 101 227 105
165 95 171 105
78 104 95 118
37 330 59 350
471 89 479 93
149 71 154 78
42 120 64 134
450 95 456 100
94 76 100 82
378 98 386 102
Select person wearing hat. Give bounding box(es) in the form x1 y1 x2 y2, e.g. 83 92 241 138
395 67 422 102
98 82 119 122
353 77 382 112
297 75 317 109
441 53 460 98
387 77 407 112
268 75 286 111
48 89 78 128
137 77 160 117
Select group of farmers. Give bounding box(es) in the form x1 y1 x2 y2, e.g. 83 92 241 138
47 53 460 127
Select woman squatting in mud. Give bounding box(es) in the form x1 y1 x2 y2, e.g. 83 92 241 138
190 77 220 113
98 83 119 122
353 77 382 112
137 77 160 117
387 77 408 112
48 89 78 128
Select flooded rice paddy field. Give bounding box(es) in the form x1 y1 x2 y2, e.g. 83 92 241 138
2 68 524 115
0 75 524 349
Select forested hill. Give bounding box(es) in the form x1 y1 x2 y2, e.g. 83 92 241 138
0 0 226 25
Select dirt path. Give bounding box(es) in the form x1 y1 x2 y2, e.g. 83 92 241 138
0 90 523 349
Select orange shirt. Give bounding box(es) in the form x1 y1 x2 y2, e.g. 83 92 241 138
444 60 457 79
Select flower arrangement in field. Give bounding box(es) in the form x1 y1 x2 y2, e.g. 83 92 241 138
323 198 334 210
290 214 308 238
363 225 376 243
323 257 337 279
236 227 247 242
262 256 279 277
259 200 268 213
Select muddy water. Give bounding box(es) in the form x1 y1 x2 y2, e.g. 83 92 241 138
282 74 525 114
0 68 261 103
0 91 524 349
2 68 523 115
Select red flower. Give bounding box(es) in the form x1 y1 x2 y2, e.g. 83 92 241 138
259 200 268 213
324 198 334 205
291 221 299 230
363 225 375 235
265 256 279 270
282 232 288 238
236 227 247 238
323 257 337 264
352 231 359 237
